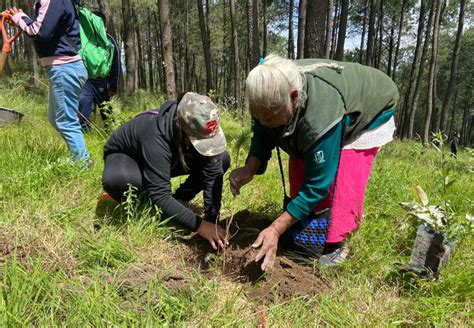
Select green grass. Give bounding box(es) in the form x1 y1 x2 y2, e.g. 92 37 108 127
0 83 473 326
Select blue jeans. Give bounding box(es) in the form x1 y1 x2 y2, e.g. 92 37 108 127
47 61 89 161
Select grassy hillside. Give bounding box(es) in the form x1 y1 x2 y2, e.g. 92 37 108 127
1 82 473 326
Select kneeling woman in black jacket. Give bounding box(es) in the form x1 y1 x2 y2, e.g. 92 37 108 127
102 92 230 249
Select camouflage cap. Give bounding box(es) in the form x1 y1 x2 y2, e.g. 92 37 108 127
177 92 227 156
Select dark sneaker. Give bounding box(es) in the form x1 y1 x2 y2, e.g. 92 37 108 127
319 246 350 267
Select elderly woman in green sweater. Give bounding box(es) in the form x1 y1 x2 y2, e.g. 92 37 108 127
230 54 398 270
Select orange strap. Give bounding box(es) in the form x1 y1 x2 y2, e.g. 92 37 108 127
1 14 22 53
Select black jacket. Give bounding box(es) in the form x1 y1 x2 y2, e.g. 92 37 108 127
104 101 225 231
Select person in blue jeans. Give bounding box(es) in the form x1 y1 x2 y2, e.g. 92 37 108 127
78 11 120 131
6 1 90 163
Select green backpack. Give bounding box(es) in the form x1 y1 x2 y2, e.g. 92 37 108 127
74 4 115 79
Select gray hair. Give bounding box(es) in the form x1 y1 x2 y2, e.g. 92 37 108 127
245 54 344 110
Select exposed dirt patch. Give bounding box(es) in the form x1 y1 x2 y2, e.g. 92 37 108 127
0 224 77 274
115 262 190 293
183 210 329 303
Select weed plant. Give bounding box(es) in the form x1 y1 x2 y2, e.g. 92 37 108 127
0 84 472 325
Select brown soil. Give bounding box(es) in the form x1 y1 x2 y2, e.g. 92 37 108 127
183 210 329 304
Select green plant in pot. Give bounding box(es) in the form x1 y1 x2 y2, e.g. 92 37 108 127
400 132 474 279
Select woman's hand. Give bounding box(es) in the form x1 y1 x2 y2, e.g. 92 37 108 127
197 220 229 250
252 225 282 271
252 211 297 271
229 166 254 196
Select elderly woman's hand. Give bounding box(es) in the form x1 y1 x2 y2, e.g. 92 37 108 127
229 156 261 197
252 212 298 271
252 225 282 271
229 166 254 196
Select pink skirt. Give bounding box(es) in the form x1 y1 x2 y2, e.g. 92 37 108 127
289 147 379 243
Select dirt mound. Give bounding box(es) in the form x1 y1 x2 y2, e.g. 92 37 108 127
184 210 329 304
222 244 328 303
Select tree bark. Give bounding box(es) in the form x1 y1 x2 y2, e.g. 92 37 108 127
375 0 383 69
158 0 176 99
365 0 378 66
132 7 143 90
399 0 426 139
386 16 395 77
423 0 442 144
229 0 240 104
324 0 334 59
432 0 448 133
330 0 339 59
97 0 117 41
153 12 164 93
19 0 39 88
392 0 406 80
304 0 327 58
288 0 295 59
335 0 348 61
448 87 458 138
297 0 307 59
197 0 214 92
122 0 136 96
439 0 466 133
460 89 472 145
359 0 369 63
407 0 434 140
262 0 268 58
147 11 154 91
247 0 260 69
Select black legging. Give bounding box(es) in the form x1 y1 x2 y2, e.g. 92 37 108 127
102 151 231 204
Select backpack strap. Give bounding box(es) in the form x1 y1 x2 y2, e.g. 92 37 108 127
276 146 292 210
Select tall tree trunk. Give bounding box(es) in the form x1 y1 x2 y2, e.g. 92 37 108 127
288 0 295 59
229 0 240 105
222 0 229 96
423 0 442 144
330 0 339 59
407 0 434 140
335 0 348 61
460 90 472 146
365 0 378 66
432 0 448 133
122 0 136 96
247 0 260 69
375 0 383 69
147 11 154 91
158 0 176 99
439 0 466 133
359 0 369 63
153 12 164 93
297 0 307 59
399 0 426 139
448 87 458 137
324 0 334 59
262 0 268 58
304 0 327 58
97 0 117 41
19 0 39 88
386 17 395 77
183 0 191 92
197 0 214 92
133 7 143 90
392 0 406 80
